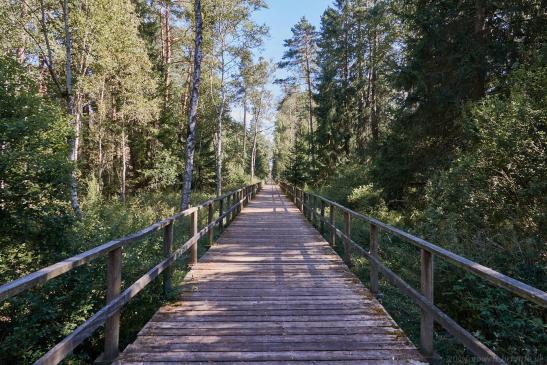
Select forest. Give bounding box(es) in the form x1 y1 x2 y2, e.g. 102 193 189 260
0 0 545 364
273 0 546 363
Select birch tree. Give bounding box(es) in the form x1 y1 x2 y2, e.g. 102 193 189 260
209 0 266 195
180 0 204 210
247 58 271 181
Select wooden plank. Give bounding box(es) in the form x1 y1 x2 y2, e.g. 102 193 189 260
139 326 403 337
117 349 423 361
116 184 424 364
133 334 404 344
115 361 423 365
123 342 417 353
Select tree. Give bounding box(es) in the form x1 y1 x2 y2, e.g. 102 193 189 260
180 0 204 210
373 0 546 206
278 17 318 169
207 0 266 195
247 58 271 181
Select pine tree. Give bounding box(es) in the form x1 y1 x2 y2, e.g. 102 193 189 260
278 17 318 170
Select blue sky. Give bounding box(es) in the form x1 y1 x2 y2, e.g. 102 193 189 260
255 0 333 99
231 0 333 139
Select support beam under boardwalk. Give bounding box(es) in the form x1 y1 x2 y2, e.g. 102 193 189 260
115 185 426 365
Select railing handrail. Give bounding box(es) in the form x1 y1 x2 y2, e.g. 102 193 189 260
1 182 262 365
279 181 546 307
278 181 546 364
0 184 253 302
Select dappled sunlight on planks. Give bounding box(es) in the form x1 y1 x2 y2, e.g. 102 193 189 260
115 184 426 364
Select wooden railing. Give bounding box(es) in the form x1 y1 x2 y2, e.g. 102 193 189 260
279 181 546 365
0 182 262 365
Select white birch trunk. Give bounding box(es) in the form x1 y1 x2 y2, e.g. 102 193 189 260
180 0 204 210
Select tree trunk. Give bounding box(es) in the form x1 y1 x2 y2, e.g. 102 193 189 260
162 0 172 109
63 0 81 216
472 0 487 100
38 55 48 94
250 119 258 181
242 93 247 163
120 129 127 203
215 41 226 196
250 106 261 181
16 2 27 64
39 0 62 94
180 0 204 210
356 13 366 146
304 52 314 167
180 49 193 144
370 24 379 144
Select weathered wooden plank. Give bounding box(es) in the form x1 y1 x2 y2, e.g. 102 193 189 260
118 349 423 361
133 334 404 344
156 308 379 316
138 326 403 337
115 361 425 365
123 342 417 353
142 320 396 330
149 314 390 323
116 185 424 364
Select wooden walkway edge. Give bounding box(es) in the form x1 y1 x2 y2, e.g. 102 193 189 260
115 184 426 364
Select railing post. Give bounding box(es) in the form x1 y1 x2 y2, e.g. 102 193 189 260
311 195 315 225
226 194 232 225
293 186 297 204
190 210 198 265
104 247 122 361
303 192 307 217
207 202 214 246
233 192 238 217
370 224 379 295
420 249 434 359
329 204 335 246
163 222 174 294
320 200 325 235
306 193 310 220
232 191 239 216
309 194 313 221
343 211 352 266
306 193 310 219
219 198 224 233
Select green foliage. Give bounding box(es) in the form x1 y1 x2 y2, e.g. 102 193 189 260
276 1 547 362
414 62 547 362
0 56 72 275
373 0 546 207
422 61 546 286
0 0 269 363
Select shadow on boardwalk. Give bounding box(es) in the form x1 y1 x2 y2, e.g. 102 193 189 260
115 184 426 364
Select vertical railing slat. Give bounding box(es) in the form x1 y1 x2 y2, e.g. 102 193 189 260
163 222 174 294
343 211 351 266
420 249 434 359
207 202 214 246
329 204 335 246
190 210 198 265
104 247 122 361
320 200 325 235
370 224 379 295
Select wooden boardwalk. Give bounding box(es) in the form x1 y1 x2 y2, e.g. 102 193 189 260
116 184 426 364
